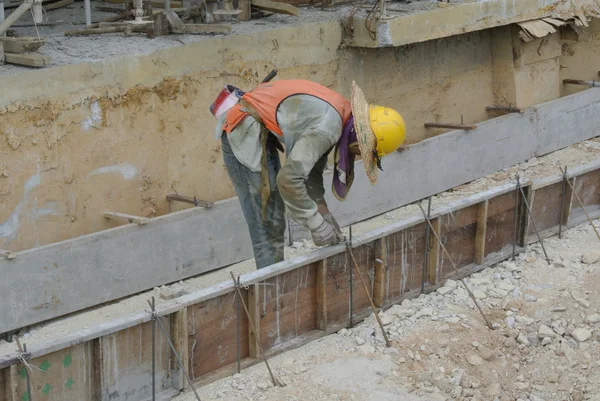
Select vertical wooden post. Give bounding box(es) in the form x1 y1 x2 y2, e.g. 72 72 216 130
248 284 261 358
316 259 327 330
518 184 533 246
170 308 189 390
562 177 576 228
373 238 387 308
427 218 441 285
237 0 251 20
91 338 103 401
474 200 489 265
4 365 19 401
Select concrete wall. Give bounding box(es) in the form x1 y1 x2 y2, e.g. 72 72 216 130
1 17 599 252
560 19 600 97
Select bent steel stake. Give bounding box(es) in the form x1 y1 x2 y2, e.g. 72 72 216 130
346 244 392 347
229 272 285 387
560 167 600 242
417 202 494 330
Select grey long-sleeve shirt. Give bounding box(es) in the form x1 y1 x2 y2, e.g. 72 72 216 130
214 95 343 231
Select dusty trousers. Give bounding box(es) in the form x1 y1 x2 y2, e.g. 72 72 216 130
221 133 286 269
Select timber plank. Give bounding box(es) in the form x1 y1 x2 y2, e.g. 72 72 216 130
316 260 327 330
485 191 518 256
386 224 427 299
189 291 248 378
427 217 441 285
251 0 299 15
373 239 387 308
5 53 49 68
0 37 44 54
255 265 318 352
171 308 189 390
526 182 563 238
350 244 375 322
571 169 600 222
324 252 350 326
438 205 478 278
182 23 231 34
474 200 489 265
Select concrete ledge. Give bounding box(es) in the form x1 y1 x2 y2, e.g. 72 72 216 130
349 0 600 48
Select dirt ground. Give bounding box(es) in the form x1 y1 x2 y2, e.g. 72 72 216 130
177 221 600 401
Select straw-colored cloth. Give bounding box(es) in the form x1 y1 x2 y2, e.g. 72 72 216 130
350 81 378 184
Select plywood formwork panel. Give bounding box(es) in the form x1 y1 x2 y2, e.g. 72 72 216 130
486 191 518 256
438 206 478 279
253 265 318 352
571 169 600 222
188 290 248 379
324 251 351 327
526 181 563 239
99 322 171 401
0 368 7 401
12 343 94 401
349 244 376 322
384 224 427 302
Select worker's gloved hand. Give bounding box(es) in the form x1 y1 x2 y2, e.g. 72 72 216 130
312 220 340 247
322 213 345 242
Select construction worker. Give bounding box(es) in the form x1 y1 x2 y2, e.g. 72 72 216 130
212 79 406 269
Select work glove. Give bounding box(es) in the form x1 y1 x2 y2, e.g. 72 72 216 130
311 220 340 247
322 213 345 242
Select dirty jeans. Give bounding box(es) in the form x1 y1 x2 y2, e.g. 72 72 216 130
221 133 286 269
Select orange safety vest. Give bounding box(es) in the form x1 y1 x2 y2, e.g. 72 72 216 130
222 80 352 136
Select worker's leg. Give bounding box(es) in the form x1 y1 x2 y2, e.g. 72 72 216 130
221 134 286 269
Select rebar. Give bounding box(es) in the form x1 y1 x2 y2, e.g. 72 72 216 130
559 167 600 242
417 202 494 330
229 272 285 387
516 175 551 265
421 197 432 293
148 301 203 401
346 245 392 347
424 122 476 131
559 167 568 239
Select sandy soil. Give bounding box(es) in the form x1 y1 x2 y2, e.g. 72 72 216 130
1 138 599 362
176 221 600 401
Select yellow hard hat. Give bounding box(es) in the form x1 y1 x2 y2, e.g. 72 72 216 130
369 105 406 157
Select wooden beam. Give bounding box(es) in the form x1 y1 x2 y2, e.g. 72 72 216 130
474 200 489 265
4 52 49 67
182 23 231 34
250 0 299 15
165 8 185 33
170 308 189 390
44 0 73 10
104 211 149 225
0 37 44 53
247 284 261 358
4 365 18 401
316 259 327 330
373 238 387 308
427 218 441 285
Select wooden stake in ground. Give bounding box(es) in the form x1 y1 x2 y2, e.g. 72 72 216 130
346 244 392 347
229 272 285 388
417 202 494 330
560 167 600 242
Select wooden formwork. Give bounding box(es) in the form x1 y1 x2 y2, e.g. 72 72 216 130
1 159 600 401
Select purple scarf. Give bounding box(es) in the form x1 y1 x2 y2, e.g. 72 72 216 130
332 115 357 201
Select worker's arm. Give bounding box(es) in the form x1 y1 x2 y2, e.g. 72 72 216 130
277 133 335 232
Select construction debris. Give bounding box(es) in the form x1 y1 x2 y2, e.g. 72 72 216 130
0 36 45 53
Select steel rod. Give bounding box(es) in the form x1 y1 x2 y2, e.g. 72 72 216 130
563 79 600 88
346 246 392 347
236 276 241 374
151 297 156 401
229 272 284 387
559 167 568 239
516 175 551 265
84 0 92 26
24 343 32 401
485 105 521 113
560 167 600 242
166 193 213 208
148 301 203 400
424 122 476 131
421 197 432 294
512 178 521 261
349 225 353 328
417 202 494 330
